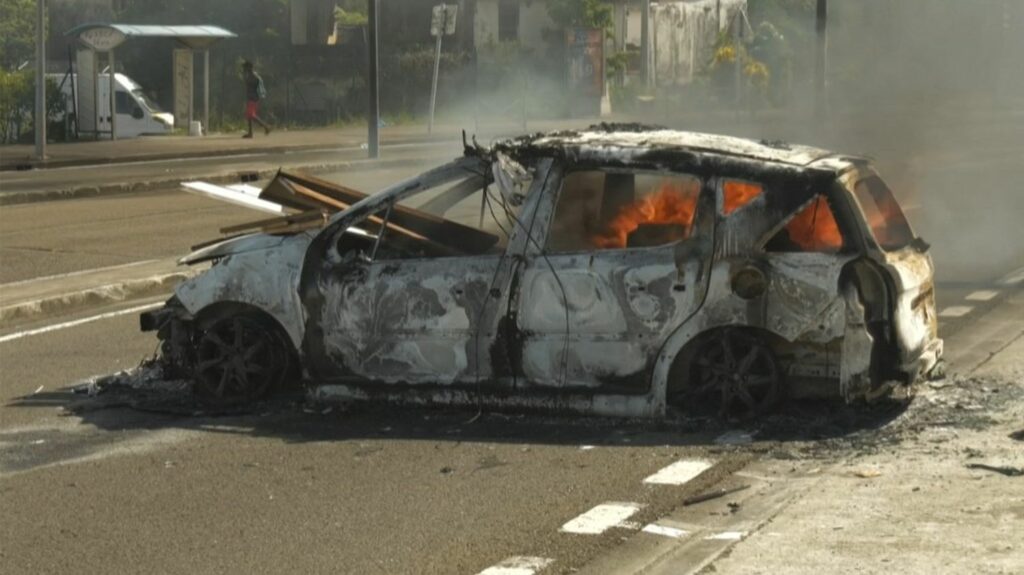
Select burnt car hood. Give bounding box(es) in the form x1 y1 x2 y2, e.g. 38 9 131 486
179 233 293 266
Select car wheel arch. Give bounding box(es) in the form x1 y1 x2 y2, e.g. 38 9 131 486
193 301 301 365
651 321 791 412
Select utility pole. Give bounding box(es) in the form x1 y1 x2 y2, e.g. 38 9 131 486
34 0 46 160
814 0 828 118
367 0 380 158
640 0 651 87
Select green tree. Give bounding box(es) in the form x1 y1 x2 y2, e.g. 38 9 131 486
0 0 38 69
545 0 614 33
334 0 367 26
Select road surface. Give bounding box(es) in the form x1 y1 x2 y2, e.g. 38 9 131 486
1 121 1022 574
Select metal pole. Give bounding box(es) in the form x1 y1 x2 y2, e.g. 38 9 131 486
367 0 380 158
814 0 828 118
428 27 443 134
640 0 651 87
109 49 117 141
187 50 194 134
34 0 46 159
734 13 742 106
203 50 210 135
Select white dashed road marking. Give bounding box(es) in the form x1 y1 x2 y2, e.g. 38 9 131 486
641 524 689 539
0 302 162 344
560 502 643 535
477 556 553 575
965 290 1000 302
939 306 973 318
998 267 1024 286
704 531 747 541
643 459 713 485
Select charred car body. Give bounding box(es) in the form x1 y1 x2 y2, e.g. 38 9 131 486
142 125 943 418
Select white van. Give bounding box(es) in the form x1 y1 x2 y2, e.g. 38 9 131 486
51 72 175 138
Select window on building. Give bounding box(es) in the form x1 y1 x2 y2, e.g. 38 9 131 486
498 0 520 42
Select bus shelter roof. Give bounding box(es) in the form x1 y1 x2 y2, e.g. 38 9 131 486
67 23 236 49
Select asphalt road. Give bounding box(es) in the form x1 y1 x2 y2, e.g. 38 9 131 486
1 119 1023 574
1 276 1021 574
0 295 751 574
0 162 443 284
0 141 460 199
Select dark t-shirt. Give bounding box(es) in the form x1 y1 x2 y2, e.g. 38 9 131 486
245 72 262 101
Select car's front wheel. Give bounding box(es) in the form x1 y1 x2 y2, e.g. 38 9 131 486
194 315 290 405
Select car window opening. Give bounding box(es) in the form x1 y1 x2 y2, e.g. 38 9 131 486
346 177 527 261
547 170 701 252
765 194 844 253
722 179 763 215
852 176 914 251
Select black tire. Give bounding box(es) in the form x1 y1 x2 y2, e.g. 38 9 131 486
193 314 290 405
687 329 783 419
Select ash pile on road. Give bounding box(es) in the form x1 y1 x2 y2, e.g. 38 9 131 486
709 373 1024 461
65 360 264 416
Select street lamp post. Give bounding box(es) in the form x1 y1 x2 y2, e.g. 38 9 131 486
640 0 651 87
367 0 380 159
34 0 46 160
814 0 828 118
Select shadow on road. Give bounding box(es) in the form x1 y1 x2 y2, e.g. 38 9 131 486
7 370 910 453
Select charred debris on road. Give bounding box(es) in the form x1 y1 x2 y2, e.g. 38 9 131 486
138 124 944 420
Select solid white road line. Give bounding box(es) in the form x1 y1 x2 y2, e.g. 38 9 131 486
641 524 689 539
477 556 553 575
939 306 974 318
704 531 746 541
965 290 1000 302
0 302 161 344
998 267 1024 286
643 459 714 485
560 502 643 535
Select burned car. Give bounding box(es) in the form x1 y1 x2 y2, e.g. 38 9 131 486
142 125 943 418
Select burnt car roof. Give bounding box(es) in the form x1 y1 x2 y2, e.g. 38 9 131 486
491 124 861 173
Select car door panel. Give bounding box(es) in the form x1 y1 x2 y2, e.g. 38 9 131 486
517 248 704 391
316 256 502 385
512 166 713 394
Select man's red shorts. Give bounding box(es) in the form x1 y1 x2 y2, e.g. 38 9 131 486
245 100 260 120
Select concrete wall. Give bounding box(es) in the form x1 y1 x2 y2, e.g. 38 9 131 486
637 0 746 86
474 0 554 48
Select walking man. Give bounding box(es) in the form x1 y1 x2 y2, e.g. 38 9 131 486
242 61 271 138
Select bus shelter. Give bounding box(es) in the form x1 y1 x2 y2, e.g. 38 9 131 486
66 23 236 140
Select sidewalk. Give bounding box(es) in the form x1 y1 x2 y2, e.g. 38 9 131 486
0 119 585 172
0 258 202 328
579 289 1024 575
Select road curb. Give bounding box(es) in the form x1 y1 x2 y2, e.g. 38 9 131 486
0 153 452 207
0 269 199 329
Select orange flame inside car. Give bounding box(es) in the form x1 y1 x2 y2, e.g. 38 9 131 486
785 196 843 251
722 180 762 215
592 181 699 249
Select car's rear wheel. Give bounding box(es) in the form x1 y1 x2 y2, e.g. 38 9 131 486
687 329 783 419
194 315 289 405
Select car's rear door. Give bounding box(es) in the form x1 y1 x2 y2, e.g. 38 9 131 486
510 165 715 393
